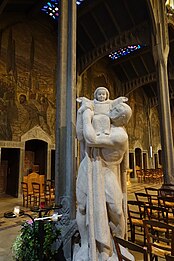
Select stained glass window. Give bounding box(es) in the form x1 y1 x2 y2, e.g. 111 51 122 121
42 0 84 20
76 0 84 5
41 0 59 20
109 45 143 60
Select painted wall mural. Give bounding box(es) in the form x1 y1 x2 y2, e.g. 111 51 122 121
0 20 57 142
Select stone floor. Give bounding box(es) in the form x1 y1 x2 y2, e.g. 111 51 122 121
0 179 163 261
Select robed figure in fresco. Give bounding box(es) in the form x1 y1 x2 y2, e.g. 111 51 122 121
74 87 133 261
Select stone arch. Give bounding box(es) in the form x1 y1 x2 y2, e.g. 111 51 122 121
21 126 52 144
21 126 52 179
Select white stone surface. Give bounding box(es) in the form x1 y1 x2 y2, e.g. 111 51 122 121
75 87 132 260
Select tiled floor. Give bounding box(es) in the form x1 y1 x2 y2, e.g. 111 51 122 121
0 179 163 261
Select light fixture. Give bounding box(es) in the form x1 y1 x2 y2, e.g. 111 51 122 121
149 145 153 158
13 206 20 217
34 213 62 222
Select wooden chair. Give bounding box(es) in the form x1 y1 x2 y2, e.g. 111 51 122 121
158 196 174 225
21 181 33 207
144 204 169 224
165 254 174 261
135 192 152 206
143 219 174 261
162 184 174 188
136 170 144 183
145 187 159 206
158 188 174 197
113 236 148 261
44 183 55 206
32 182 44 207
143 169 153 183
127 200 146 244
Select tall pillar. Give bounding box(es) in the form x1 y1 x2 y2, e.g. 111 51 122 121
152 1 174 183
55 1 77 259
55 0 76 217
47 144 51 180
18 146 24 197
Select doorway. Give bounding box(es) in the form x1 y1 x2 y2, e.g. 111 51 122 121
135 148 142 169
158 150 162 166
1 148 20 197
25 139 48 175
129 153 135 177
154 154 158 169
143 153 147 170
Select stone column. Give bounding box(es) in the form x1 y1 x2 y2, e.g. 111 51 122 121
152 1 174 183
18 145 25 197
55 1 77 259
47 144 51 180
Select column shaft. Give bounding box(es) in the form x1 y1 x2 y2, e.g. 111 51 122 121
55 0 76 218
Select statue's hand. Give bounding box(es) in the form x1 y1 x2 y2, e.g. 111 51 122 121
77 97 94 113
112 97 128 107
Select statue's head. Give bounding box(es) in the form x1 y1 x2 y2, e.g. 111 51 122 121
94 87 109 101
109 102 132 126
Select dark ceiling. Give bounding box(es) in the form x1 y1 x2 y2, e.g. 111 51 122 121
1 0 174 107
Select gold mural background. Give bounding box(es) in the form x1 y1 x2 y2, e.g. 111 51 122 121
0 20 57 142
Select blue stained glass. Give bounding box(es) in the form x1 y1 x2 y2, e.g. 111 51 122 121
41 0 84 20
76 0 84 5
109 45 143 60
42 0 59 20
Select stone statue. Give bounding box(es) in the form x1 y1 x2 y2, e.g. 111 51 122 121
74 87 133 261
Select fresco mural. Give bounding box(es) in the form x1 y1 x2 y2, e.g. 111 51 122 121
0 22 57 142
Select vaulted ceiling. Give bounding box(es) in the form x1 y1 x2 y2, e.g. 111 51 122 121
1 0 174 108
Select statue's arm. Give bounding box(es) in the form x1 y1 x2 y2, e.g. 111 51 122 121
120 141 129 238
112 97 128 106
76 97 94 141
84 123 116 148
82 109 96 144
82 108 117 148
76 109 84 141
120 142 129 194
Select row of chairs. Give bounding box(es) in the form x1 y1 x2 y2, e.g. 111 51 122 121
136 168 163 183
136 186 174 210
127 185 174 260
21 180 55 208
113 220 174 261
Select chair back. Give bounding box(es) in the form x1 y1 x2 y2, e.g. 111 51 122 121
21 181 32 207
127 200 146 243
158 188 174 197
145 187 159 205
21 181 28 196
113 236 148 261
39 175 45 193
28 173 40 193
135 192 152 205
165 254 174 261
32 182 40 196
143 219 174 258
144 204 168 223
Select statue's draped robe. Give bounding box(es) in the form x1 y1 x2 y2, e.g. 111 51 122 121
76 150 125 260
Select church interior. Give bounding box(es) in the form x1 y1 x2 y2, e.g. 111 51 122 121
0 0 174 260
